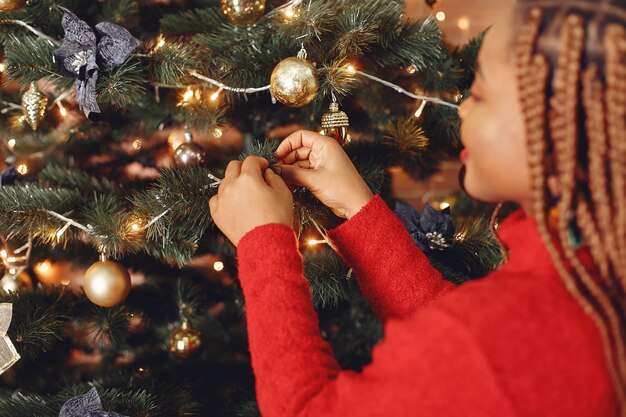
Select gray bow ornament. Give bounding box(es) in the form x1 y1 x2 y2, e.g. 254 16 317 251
59 387 128 417
53 12 141 121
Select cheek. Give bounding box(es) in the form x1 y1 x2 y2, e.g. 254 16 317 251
460 104 532 203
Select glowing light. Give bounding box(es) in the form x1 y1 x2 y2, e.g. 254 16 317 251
346 64 356 74
0 63 5 72
132 139 143 150
282 4 296 18
131 223 141 232
7 257 15 263
414 100 427 118
406 64 417 75
7 139 16 149
436 11 446 22
154 34 166 50
8 268 16 275
210 91 220 101
457 16 470 30
213 261 224 272
439 202 450 210
35 260 53 275
61 279 70 286
182 87 194 103
0 250 6 258
58 103 68 117
212 127 223 139
16 163 29 175
307 239 326 246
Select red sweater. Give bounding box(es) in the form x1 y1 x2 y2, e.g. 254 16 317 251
237 195 617 417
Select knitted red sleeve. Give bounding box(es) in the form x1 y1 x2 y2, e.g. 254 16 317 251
237 223 513 417
327 195 455 323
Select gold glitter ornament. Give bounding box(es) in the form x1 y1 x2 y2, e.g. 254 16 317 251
321 102 350 145
220 0 266 25
0 0 26 12
174 131 205 168
83 259 131 307
270 48 319 108
21 82 48 131
169 320 202 358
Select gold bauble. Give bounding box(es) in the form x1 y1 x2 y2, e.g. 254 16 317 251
0 0 26 12
21 82 48 131
0 271 32 293
83 260 131 307
321 102 350 145
174 131 205 168
270 49 319 108
220 0 266 25
169 321 202 358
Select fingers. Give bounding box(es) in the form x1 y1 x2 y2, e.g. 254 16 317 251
280 147 312 165
224 160 242 179
276 130 324 158
241 156 269 177
263 167 289 193
277 164 314 187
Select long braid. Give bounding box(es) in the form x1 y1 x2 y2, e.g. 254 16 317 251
516 6 626 412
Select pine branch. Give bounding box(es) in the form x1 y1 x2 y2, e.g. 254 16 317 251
97 0 140 28
3 36 61 85
303 245 353 308
96 59 147 109
40 165 120 196
160 7 226 36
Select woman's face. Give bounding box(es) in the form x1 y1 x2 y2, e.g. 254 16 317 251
458 10 533 207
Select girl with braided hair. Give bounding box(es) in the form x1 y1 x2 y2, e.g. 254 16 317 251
209 0 626 415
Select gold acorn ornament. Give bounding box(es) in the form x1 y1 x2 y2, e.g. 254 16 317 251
83 255 131 307
0 0 26 13
21 82 48 131
321 101 350 145
174 130 205 168
270 48 320 108
220 0 266 25
169 319 202 358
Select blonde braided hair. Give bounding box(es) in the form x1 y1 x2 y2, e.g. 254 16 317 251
515 2 626 412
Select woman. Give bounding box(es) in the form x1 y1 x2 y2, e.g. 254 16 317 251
209 0 626 415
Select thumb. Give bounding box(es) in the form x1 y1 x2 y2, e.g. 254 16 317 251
274 164 315 188
263 168 289 192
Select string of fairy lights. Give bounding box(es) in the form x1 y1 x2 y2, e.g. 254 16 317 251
0 0 468 292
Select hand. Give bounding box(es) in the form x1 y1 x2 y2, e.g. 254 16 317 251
209 156 294 246
274 130 374 219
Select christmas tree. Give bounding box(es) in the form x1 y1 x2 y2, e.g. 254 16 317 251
0 0 503 415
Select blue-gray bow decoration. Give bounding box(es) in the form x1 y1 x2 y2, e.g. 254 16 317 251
394 200 454 254
59 387 128 417
53 12 140 121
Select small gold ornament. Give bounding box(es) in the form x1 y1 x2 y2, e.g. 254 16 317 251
83 258 131 307
0 304 20 376
21 82 48 131
169 320 202 358
0 0 26 13
321 101 350 145
220 0 266 25
0 271 32 293
174 131 205 168
270 48 319 108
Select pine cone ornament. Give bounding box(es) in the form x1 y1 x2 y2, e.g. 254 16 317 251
21 82 48 131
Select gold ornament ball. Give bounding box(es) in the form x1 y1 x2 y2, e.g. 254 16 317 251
0 271 32 293
169 321 202 358
174 142 205 168
0 0 26 12
270 56 320 108
221 0 266 25
83 260 131 307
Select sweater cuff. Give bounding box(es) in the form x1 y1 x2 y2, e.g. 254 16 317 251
328 194 388 247
237 223 303 287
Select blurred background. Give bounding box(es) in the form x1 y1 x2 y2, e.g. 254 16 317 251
393 0 515 209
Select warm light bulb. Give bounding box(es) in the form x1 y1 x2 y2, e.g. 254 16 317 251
210 91 220 101
457 16 470 30
346 64 356 74
8 268 16 275
7 139 16 149
155 34 166 50
0 63 5 72
439 202 450 210
0 250 6 259
436 11 446 22
131 223 141 232
61 279 71 286
132 139 143 150
35 260 53 275
182 88 194 103
213 261 224 272
16 163 28 175
414 100 427 118
58 103 68 117
307 239 326 246
212 127 223 139
282 5 296 18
